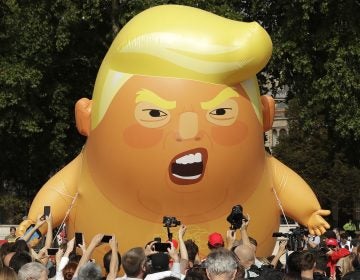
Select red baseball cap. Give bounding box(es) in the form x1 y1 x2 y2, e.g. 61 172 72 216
326 238 338 246
208 232 224 247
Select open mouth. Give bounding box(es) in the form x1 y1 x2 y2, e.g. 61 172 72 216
169 148 208 185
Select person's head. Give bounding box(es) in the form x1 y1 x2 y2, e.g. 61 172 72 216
185 265 208 280
351 239 360 254
0 265 18 280
185 239 199 264
9 227 16 236
62 262 78 280
286 251 302 275
8 251 32 273
103 249 121 274
122 247 147 278
0 242 12 266
325 229 337 239
325 238 339 251
299 251 315 271
150 253 170 273
76 4 274 225
255 269 284 280
234 245 255 269
18 262 48 280
208 233 224 250
314 252 328 273
68 252 82 264
78 262 102 280
12 239 29 253
205 248 238 280
340 232 349 242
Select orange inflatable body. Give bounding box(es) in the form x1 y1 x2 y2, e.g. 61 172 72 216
18 5 330 259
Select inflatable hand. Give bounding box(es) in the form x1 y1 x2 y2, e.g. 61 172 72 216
307 209 331 236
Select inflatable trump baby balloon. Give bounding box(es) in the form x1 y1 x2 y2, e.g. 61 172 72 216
18 5 330 257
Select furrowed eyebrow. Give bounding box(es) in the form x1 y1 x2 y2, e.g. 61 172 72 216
135 89 176 109
200 87 239 110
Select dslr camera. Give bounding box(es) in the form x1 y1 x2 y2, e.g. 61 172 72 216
226 205 247 230
272 227 308 251
163 216 181 227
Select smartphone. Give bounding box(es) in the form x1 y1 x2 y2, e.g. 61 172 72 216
75 232 83 247
25 226 42 241
47 248 59 255
43 206 51 218
101 235 112 243
154 242 171 252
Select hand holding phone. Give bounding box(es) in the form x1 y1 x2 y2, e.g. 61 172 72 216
47 248 59 255
43 206 51 219
154 242 171 252
75 232 83 248
101 235 112 243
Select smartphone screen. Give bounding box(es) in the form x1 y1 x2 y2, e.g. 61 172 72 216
47 248 59 255
75 232 83 247
44 206 51 218
25 226 41 241
154 242 171 252
101 235 112 243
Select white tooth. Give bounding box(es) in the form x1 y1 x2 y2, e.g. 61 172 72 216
194 152 202 162
175 153 203 164
172 174 201 180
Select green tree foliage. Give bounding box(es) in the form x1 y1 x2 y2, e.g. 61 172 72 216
0 194 29 224
0 0 112 198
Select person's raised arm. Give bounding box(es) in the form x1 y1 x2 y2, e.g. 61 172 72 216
106 235 119 280
21 214 46 242
168 242 181 276
270 240 287 268
44 213 53 249
240 214 251 247
57 237 75 274
73 233 104 278
226 229 236 250
178 224 188 274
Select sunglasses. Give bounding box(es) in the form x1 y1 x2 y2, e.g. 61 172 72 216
328 245 337 249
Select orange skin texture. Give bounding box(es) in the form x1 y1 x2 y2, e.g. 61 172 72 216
18 75 329 261
86 76 264 223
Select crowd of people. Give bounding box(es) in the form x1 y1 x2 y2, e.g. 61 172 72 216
0 212 359 280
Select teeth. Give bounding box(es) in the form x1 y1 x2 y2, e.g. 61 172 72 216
175 152 202 164
172 174 201 180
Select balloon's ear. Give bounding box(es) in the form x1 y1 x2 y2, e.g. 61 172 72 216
75 98 92 136
261 95 275 132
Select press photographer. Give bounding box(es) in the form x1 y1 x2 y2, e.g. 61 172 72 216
272 227 308 251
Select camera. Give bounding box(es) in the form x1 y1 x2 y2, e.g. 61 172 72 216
226 205 246 230
272 227 308 251
163 216 181 227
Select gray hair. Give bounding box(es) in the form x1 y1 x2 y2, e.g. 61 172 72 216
78 262 102 280
18 262 48 280
205 248 238 278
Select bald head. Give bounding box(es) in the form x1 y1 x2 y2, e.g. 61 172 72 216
234 245 255 269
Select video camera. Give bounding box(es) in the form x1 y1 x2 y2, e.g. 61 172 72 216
163 216 181 228
272 227 308 251
226 205 247 230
